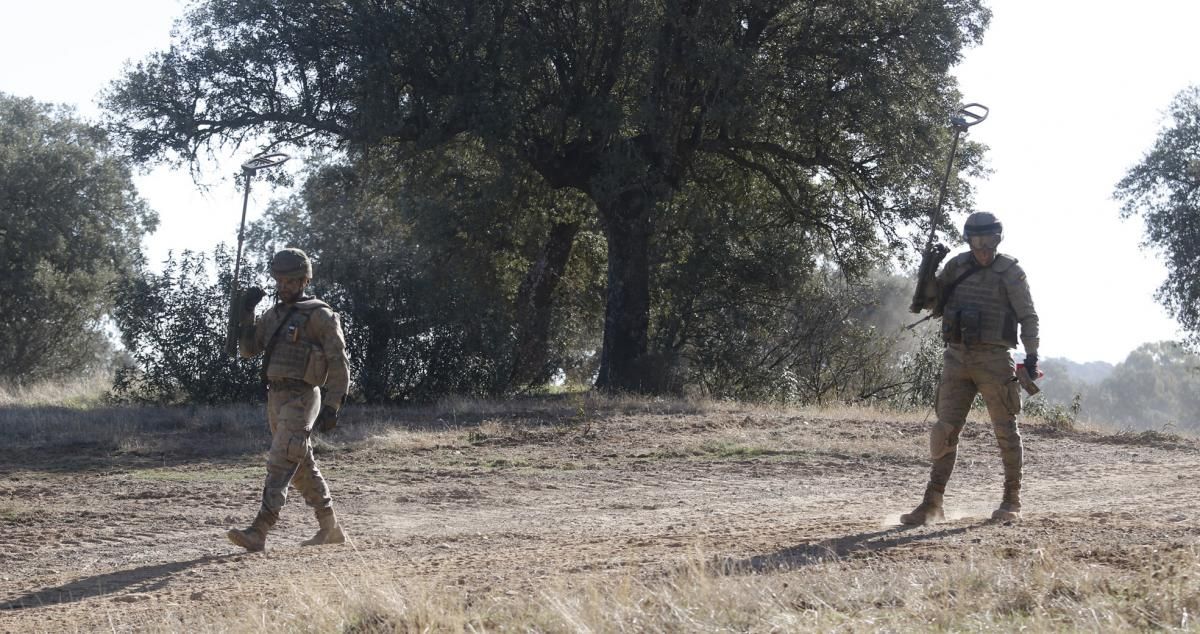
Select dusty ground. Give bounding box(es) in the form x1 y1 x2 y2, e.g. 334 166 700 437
2 398 1199 631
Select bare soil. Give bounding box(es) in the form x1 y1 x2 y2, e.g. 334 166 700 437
2 399 1199 631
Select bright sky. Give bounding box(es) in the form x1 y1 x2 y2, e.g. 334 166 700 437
0 0 1194 365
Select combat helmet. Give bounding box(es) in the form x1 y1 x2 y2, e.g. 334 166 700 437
963 212 1003 239
271 247 312 279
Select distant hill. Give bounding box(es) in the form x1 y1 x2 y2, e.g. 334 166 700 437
1048 358 1114 385
1034 357 1115 412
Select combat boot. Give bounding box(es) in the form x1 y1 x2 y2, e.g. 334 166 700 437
227 512 272 552
301 508 346 546
900 489 944 525
991 485 1021 522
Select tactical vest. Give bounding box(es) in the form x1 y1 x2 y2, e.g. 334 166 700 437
263 298 332 386
940 253 1021 349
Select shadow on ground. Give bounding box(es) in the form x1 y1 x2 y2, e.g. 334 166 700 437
0 554 244 610
718 521 988 574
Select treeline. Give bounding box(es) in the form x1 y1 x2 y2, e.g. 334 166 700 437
9 2 1200 412
0 89 949 406
8 88 1199 416
6 0 999 405
108 153 948 406
101 0 993 396
1038 342 1200 432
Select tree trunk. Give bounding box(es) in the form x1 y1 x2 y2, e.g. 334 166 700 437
595 191 654 393
509 219 581 389
360 308 391 402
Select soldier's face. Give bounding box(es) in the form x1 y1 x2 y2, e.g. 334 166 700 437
273 275 308 303
968 234 1000 267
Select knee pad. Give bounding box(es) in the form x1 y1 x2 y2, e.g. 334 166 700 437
993 420 1021 448
930 421 959 460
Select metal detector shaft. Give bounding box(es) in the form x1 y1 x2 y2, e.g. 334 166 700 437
225 152 292 357
224 177 254 356
908 103 988 314
921 103 989 253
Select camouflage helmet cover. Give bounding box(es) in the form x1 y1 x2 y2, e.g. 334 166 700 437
963 211 1003 238
271 247 312 278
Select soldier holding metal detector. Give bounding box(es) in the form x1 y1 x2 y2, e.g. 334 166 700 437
901 104 1042 525
223 154 352 552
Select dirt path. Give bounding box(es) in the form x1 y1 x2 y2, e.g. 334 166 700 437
3 405 1199 631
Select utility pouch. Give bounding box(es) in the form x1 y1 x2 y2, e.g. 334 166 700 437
1002 312 1018 343
303 346 329 387
267 311 315 382
941 310 962 344
959 308 982 345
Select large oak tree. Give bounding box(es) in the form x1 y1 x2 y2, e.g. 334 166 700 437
106 0 988 392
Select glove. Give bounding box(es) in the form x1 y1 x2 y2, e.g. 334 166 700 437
241 286 267 313
315 406 338 433
927 242 950 261
1023 354 1038 380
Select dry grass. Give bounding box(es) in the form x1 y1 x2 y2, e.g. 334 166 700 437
106 541 1200 633
0 402 265 456
0 372 112 408
7 387 1162 463
337 396 940 471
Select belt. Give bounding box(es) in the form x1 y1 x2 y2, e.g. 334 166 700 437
267 377 310 390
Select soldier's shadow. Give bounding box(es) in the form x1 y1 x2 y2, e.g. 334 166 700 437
0 553 241 610
716 521 987 575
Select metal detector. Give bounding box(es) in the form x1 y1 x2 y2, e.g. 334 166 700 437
225 152 291 357
908 103 989 316
927 103 988 245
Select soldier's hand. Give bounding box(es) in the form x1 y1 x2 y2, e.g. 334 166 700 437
241 286 267 312
315 406 338 433
1023 354 1039 379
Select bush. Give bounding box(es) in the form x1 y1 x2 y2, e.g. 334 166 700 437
110 248 261 404
1024 393 1081 431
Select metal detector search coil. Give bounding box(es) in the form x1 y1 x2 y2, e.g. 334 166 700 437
241 152 291 173
951 103 989 130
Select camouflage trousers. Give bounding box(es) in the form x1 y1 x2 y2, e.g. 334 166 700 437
256 381 333 529
925 344 1023 496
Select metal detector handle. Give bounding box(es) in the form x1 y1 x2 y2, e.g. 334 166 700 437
241 152 291 173
951 103 989 130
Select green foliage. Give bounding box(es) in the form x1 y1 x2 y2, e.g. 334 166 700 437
890 324 946 409
645 160 950 404
110 249 261 404
1115 86 1200 340
0 93 157 382
1023 393 1081 431
105 0 991 393
241 151 605 402
655 246 933 405
391 143 606 390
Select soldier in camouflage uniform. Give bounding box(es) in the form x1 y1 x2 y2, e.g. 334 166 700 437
901 212 1039 525
226 248 351 551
